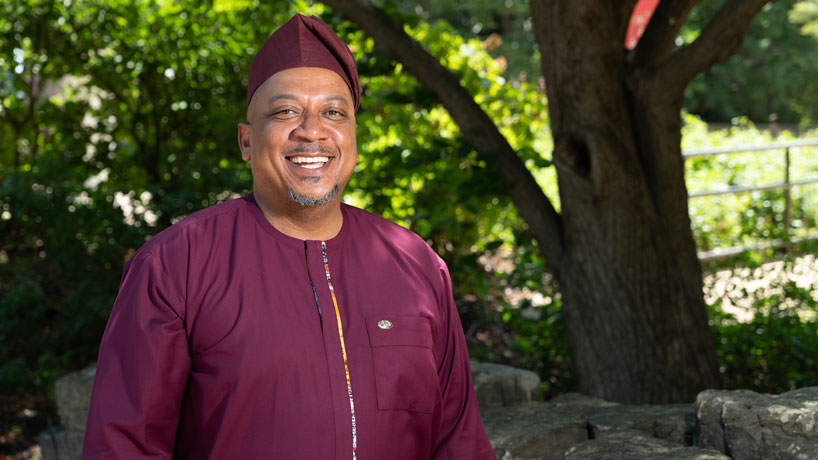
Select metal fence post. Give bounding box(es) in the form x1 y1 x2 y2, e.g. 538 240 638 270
682 138 818 260
784 146 791 251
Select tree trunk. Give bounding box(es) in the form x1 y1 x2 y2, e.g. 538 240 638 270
326 0 770 403
529 0 771 402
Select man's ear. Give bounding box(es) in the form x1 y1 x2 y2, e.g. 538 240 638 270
354 121 360 164
238 123 252 162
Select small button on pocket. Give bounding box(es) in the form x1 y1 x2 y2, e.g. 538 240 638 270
366 316 439 413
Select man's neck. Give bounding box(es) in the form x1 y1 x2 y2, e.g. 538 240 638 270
254 193 344 241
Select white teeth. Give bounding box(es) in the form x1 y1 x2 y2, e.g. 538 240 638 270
289 156 329 164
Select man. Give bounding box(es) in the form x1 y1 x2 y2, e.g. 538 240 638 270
82 13 496 460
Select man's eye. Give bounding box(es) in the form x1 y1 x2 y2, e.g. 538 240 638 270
266 109 298 120
325 110 345 118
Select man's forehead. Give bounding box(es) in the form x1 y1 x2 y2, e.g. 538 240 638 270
253 67 354 106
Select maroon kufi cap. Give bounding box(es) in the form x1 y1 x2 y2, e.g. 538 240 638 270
247 14 360 111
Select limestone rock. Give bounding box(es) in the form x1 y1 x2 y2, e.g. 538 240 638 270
54 364 96 432
482 393 702 460
40 364 96 460
584 401 696 445
696 386 818 460
45 362 818 460
482 402 588 460
547 393 697 445
39 426 85 460
564 429 731 460
471 361 541 410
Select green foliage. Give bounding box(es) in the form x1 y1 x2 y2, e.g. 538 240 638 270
684 0 818 125
706 254 818 392
791 0 818 38
348 16 553 253
385 0 540 80
465 276 573 399
450 226 572 399
0 0 292 394
682 115 818 252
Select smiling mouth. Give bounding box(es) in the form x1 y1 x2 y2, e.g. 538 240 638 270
287 156 330 170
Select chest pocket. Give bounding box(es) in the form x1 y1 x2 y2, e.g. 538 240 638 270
366 315 439 414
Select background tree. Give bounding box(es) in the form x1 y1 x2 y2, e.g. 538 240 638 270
322 0 779 403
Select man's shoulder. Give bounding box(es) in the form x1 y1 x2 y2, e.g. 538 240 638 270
342 203 443 263
134 195 251 261
343 204 424 242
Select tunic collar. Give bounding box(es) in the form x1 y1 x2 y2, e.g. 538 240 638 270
243 194 350 250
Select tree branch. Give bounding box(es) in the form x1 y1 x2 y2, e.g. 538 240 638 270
320 0 565 273
616 0 640 42
632 0 698 67
656 0 772 93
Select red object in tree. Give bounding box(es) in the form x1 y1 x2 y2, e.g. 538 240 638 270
626 0 660 49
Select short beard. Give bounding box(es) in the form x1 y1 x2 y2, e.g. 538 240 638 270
287 185 339 207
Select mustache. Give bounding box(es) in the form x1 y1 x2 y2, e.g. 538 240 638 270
283 144 334 156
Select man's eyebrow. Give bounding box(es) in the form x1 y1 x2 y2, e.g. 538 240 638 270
267 93 299 104
322 95 350 107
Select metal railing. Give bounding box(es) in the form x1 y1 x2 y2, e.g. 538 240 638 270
682 138 818 261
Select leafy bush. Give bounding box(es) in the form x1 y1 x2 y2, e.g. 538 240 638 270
684 0 818 125
705 252 818 392
0 0 292 396
461 239 573 400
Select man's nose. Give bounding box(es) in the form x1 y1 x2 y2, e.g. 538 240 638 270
292 112 327 141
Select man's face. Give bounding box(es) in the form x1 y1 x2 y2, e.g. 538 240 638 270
239 66 357 210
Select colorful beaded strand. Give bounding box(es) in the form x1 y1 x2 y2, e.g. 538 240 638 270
321 241 357 459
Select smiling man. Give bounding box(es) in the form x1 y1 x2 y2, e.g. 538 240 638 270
241 64 357 240
82 13 495 460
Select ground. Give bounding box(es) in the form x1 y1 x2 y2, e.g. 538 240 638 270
0 393 54 460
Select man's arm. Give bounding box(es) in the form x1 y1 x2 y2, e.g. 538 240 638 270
82 253 190 459
432 259 497 460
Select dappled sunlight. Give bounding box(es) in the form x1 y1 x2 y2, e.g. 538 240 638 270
113 190 157 227
704 254 818 322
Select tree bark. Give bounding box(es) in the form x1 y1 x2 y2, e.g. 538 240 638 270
325 0 770 402
530 0 770 402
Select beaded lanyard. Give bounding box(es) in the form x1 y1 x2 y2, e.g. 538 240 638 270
321 241 358 459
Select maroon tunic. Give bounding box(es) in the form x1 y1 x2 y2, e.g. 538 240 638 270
82 195 496 460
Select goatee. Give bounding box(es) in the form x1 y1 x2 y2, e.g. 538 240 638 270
288 185 339 207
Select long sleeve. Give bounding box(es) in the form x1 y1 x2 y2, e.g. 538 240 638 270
82 253 190 459
432 260 497 460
